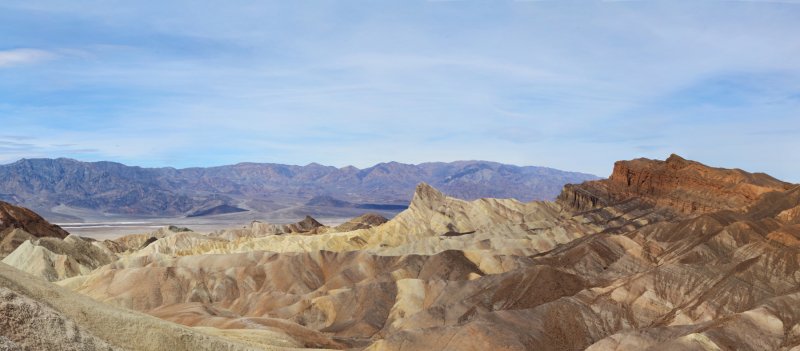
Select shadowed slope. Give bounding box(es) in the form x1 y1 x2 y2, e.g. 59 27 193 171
0 262 331 350
8 154 800 350
0 201 69 258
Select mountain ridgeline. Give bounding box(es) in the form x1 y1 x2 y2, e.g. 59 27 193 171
2 154 800 350
0 158 598 218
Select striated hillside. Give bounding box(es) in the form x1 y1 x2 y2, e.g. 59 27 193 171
3 154 800 350
0 158 598 220
0 201 69 258
558 154 791 214
0 261 319 350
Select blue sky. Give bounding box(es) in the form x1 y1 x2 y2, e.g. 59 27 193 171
1 1 799 181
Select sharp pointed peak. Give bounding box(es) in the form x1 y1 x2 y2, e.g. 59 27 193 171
410 182 446 209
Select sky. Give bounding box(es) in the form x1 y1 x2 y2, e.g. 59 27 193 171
0 1 799 181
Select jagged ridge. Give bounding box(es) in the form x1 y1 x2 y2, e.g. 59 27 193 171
4 154 800 350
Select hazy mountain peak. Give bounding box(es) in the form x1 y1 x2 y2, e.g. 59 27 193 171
0 158 598 220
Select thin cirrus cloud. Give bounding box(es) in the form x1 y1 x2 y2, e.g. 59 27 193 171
0 135 100 162
0 1 798 182
0 48 54 68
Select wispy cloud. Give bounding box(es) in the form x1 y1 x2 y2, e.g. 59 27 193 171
0 135 101 164
0 1 798 181
0 48 54 68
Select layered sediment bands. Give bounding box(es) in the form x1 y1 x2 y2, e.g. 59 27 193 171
7 154 800 350
0 262 323 351
0 201 69 239
2 235 118 281
214 216 327 240
0 201 69 257
0 285 119 351
0 228 35 259
560 154 791 215
368 188 800 350
61 249 589 349
62 250 488 348
49 169 729 348
334 213 388 232
557 183 609 212
140 183 598 259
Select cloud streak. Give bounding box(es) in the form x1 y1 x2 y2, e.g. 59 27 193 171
0 1 798 182
0 48 53 67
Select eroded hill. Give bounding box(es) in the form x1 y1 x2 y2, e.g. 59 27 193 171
3 154 799 350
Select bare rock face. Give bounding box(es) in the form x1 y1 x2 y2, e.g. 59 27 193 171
0 201 69 238
6 154 800 351
2 235 118 281
778 204 800 224
334 213 388 232
0 261 308 351
213 215 327 240
0 201 69 257
55 182 599 348
559 154 791 215
291 215 326 233
0 286 120 351
0 229 35 260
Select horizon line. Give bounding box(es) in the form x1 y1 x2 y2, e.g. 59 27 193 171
1 156 603 176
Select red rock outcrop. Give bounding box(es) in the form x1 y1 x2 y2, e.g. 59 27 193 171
559 154 791 215
7 154 800 351
0 201 69 239
0 201 69 257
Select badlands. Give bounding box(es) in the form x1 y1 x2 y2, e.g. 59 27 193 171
2 154 800 350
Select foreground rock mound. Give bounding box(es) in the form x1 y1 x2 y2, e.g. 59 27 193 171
2 235 118 281
0 201 69 258
55 183 600 348
0 262 315 350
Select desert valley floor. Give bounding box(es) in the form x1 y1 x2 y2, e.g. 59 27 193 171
2 154 800 350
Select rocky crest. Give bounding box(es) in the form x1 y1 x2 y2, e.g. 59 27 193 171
5 155 800 351
212 215 328 240
559 154 791 215
334 213 388 232
0 201 69 239
0 201 69 257
2 235 118 281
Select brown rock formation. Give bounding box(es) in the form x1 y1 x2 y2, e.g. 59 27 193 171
7 154 800 351
0 201 69 257
559 154 791 215
0 261 314 350
214 215 327 240
2 235 119 281
0 201 70 238
334 213 388 232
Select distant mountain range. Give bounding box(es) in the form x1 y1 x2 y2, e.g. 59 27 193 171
5 154 799 349
0 158 599 221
